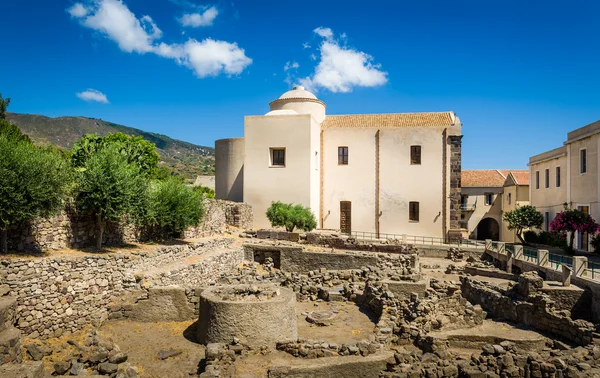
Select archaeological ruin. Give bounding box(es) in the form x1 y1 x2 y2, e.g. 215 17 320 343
2 226 600 378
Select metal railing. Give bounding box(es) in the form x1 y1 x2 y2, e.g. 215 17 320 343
490 241 500 251
522 247 538 264
587 261 600 280
460 204 476 211
505 243 514 254
548 253 573 270
347 231 485 249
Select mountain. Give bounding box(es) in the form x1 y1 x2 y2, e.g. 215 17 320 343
6 112 215 181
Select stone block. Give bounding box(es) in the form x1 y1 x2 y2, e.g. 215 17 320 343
0 361 44 378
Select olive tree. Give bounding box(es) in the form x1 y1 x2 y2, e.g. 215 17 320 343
74 145 146 250
266 201 317 232
144 177 205 238
0 134 72 252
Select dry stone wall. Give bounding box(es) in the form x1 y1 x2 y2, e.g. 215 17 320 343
5 199 251 252
0 238 239 339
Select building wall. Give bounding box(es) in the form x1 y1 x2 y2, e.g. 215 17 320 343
500 184 530 243
529 153 567 231
568 134 600 219
461 187 504 239
244 114 320 228
215 138 244 202
321 126 447 237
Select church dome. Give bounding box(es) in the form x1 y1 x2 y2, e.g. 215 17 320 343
278 86 318 100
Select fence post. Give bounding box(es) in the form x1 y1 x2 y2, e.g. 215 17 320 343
514 245 523 260
497 242 506 254
485 239 492 251
538 249 549 268
572 256 588 277
402 234 407 244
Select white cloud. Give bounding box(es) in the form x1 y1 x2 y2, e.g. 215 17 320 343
302 42 311 49
68 0 251 78
179 6 218 27
76 89 109 103
299 27 387 93
67 3 89 18
284 61 299 71
155 39 252 78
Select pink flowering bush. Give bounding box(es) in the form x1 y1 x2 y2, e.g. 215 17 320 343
549 209 600 252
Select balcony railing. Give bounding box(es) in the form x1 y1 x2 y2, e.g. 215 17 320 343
460 204 476 211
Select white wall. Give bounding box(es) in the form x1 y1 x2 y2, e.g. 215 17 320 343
243 114 320 228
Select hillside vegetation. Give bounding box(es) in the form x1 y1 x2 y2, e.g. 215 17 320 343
6 112 215 180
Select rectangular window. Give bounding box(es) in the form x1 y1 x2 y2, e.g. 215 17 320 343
485 193 493 206
409 201 419 222
338 146 348 165
545 169 550 188
535 171 540 189
556 167 561 187
580 149 587 174
545 212 550 231
508 193 512 205
410 146 421 165
270 148 285 167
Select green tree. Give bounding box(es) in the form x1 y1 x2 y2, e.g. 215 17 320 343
72 133 160 177
0 94 10 120
0 134 72 252
145 177 205 238
74 145 147 250
0 119 31 144
503 205 544 244
266 201 317 232
193 185 215 199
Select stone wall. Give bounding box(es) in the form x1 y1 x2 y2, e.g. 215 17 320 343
0 238 239 339
460 277 595 346
5 199 251 252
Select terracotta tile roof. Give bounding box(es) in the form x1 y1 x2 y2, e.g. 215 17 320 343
508 171 530 186
321 112 456 128
462 170 507 187
462 169 530 187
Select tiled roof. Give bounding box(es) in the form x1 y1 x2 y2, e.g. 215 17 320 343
508 171 530 186
462 170 507 187
321 112 455 128
462 170 529 187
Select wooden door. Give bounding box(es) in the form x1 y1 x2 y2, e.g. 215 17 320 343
340 201 351 234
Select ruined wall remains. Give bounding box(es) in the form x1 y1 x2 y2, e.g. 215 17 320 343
0 238 239 339
6 199 251 252
460 277 594 345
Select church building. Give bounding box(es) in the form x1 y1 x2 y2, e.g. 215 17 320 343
215 86 463 241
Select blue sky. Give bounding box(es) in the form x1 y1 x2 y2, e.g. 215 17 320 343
1 0 599 169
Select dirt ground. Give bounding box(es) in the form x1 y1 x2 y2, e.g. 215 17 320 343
296 301 377 344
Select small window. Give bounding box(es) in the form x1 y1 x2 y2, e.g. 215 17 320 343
508 193 512 205
270 148 285 167
485 193 493 206
545 169 550 188
409 201 419 222
535 171 540 189
545 212 550 231
410 146 421 165
338 146 348 165
556 167 561 187
580 149 587 174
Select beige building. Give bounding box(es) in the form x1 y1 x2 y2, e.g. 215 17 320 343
216 86 464 240
461 170 529 242
529 120 600 251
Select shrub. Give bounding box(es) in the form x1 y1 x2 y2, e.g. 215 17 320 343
0 134 73 252
266 201 317 232
145 177 205 238
193 185 215 199
523 230 538 244
591 234 600 254
537 231 551 245
550 209 600 252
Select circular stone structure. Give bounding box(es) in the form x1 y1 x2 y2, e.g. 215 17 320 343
197 284 297 347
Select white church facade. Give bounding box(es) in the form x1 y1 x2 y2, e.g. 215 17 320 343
215 86 463 241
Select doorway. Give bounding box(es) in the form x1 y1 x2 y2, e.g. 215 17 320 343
476 218 500 241
578 205 590 251
340 201 351 234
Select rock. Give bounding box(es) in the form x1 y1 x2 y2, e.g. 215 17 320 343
108 352 128 364
482 344 495 355
71 361 85 376
98 362 118 375
25 344 46 361
157 349 182 360
54 360 72 375
576 363 591 371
